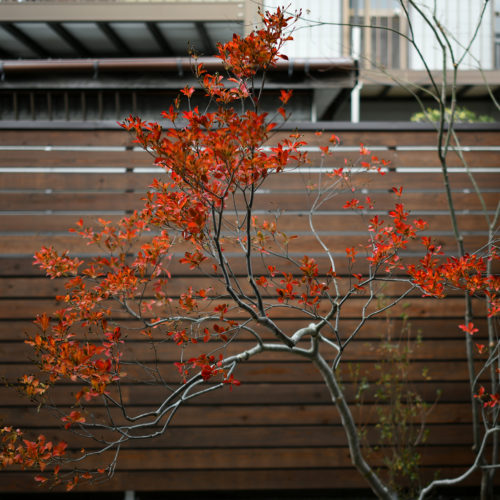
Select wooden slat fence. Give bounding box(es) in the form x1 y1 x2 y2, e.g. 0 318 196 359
0 122 498 493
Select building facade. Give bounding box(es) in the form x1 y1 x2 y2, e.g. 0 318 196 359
0 0 499 121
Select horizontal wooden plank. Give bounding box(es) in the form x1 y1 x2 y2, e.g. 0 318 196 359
3 253 499 278
0 466 488 493
0 337 473 364
0 398 478 431
0 233 490 258
0 317 486 341
0 192 143 211
1 146 499 169
0 172 154 191
0 129 135 147
0 361 480 384
0 275 459 298
0 379 469 407
0 258 45 276
0 212 492 234
0 149 150 168
0 254 417 277
1 171 498 192
303 150 500 168
10 445 473 471
2 190 498 213
0 128 498 148
0 296 486 320
274 129 500 148
0 423 473 450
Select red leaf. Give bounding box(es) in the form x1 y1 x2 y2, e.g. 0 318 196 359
458 322 479 335
279 89 293 104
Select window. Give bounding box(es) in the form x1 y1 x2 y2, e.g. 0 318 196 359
346 0 405 69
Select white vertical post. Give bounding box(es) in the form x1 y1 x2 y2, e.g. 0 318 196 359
311 91 317 122
124 491 135 500
351 26 363 123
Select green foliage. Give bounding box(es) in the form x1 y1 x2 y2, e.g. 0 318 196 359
351 301 440 499
373 324 428 498
411 106 495 124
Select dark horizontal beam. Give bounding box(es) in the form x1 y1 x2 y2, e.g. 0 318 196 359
97 22 132 56
0 57 356 74
0 22 49 58
146 22 173 56
0 120 498 132
195 21 213 55
48 22 92 58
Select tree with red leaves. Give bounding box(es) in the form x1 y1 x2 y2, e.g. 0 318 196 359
1 7 498 499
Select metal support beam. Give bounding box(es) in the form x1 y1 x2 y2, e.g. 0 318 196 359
0 45 15 59
320 87 350 120
195 22 213 55
0 22 49 58
97 22 131 56
376 85 392 99
415 84 432 99
456 84 473 99
146 22 173 56
312 88 341 122
48 22 92 58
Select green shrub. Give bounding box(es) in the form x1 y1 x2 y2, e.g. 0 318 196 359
411 106 494 123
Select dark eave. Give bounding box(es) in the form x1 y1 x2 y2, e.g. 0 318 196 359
146 22 173 57
0 56 357 90
0 21 49 58
0 56 356 75
97 22 132 56
47 22 92 58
